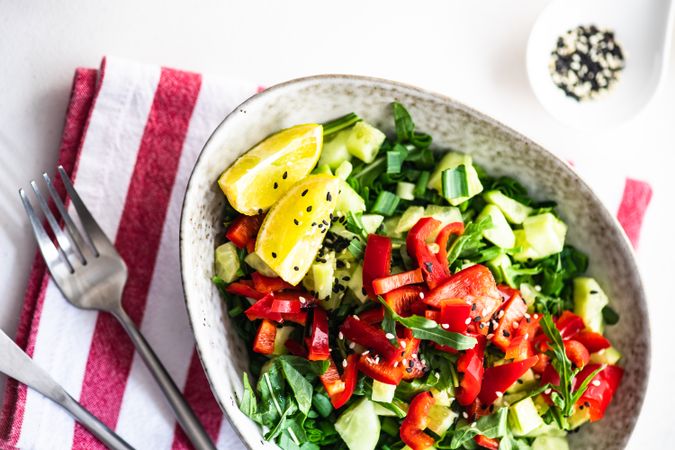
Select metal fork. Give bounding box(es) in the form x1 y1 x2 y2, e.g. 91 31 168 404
20 166 215 450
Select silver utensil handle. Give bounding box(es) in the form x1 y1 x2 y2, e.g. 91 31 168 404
114 308 216 450
60 394 134 450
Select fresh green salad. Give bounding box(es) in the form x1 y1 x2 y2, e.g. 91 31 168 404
212 103 623 450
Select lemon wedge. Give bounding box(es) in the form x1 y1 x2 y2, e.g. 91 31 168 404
218 124 323 215
255 174 340 285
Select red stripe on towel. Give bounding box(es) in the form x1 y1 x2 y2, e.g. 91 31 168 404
616 178 652 249
0 67 99 448
170 351 223 449
72 68 202 449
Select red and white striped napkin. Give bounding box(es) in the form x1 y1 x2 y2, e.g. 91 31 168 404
0 57 652 450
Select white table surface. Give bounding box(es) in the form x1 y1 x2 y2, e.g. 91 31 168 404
1 1 673 448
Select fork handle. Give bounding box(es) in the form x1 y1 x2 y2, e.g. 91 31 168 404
60 393 135 450
114 308 216 450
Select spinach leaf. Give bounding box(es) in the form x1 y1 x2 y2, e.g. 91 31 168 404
239 372 258 418
279 359 313 415
276 355 329 377
392 102 432 148
498 433 532 450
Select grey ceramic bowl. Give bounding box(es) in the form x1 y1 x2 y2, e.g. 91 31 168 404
180 75 649 449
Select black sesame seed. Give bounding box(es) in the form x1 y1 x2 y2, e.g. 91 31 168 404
361 288 367 296
502 330 511 337
282 171 288 179
474 316 482 322
294 219 299 225
406 367 413 373
273 182 278 189
517 379 524 384
326 192 332 201
424 262 434 273
258 208 263 215
471 303 477 311
479 322 485 329
293 266 299 271
301 189 308 196
590 290 599 294
311 222 317 226
271 252 277 258
489 404 495 413
342 276 351 281
306 206 312 212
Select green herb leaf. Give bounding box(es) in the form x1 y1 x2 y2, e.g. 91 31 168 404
442 165 469 200
279 360 314 415
377 297 477 350
446 215 493 265
602 305 620 325
449 408 508 448
386 144 409 174
322 112 361 137
276 355 329 377
570 364 606 406
381 307 399 346
371 191 400 216
391 102 432 148
239 372 258 418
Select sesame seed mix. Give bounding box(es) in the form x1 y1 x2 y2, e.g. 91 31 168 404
549 24 625 101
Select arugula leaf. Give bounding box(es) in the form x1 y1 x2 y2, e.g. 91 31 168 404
392 102 432 148
265 402 298 441
382 307 399 346
570 364 606 407
449 408 508 449
498 433 532 450
539 314 572 416
446 215 493 265
377 297 477 350
279 359 313 415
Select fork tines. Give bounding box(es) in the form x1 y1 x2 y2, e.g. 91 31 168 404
19 166 99 274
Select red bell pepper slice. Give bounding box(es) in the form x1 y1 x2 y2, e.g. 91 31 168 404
320 358 346 397
574 364 623 422
478 356 538 404
532 353 549 374
330 354 359 409
226 214 263 249
557 311 585 340
284 339 307 357
373 268 424 295
307 307 330 361
407 218 451 289
439 299 471 333
423 266 502 330
252 319 277 354
359 306 385 324
384 285 426 317
270 298 303 314
575 330 611 353
505 315 541 361
227 281 265 300
401 337 425 380
251 272 293 293
362 234 392 298
245 294 283 322
340 315 399 362
358 354 404 385
400 392 436 450
564 339 590 369
456 335 486 406
491 289 527 351
435 222 465 266
474 435 500 450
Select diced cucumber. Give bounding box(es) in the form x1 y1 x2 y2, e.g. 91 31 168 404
424 205 463 237
590 346 622 365
509 397 545 436
382 216 403 238
361 214 384 234
372 380 397 403
427 404 458 437
396 181 416 200
214 242 241 283
336 160 353 180
506 369 537 394
373 402 398 416
428 152 483 206
273 326 295 355
513 230 542 262
568 406 591 430
313 164 333 175
519 283 538 309
319 130 352 169
430 387 454 407
484 190 533 224
487 252 513 286
522 213 567 259
347 263 368 303
573 277 609 333
244 252 278 277
533 395 550 416
335 398 380 450
396 206 425 233
525 422 567 438
345 121 386 164
311 252 336 300
336 180 366 214
532 436 569 450
477 204 516 249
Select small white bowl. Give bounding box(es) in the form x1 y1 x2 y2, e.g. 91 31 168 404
180 75 649 449
527 0 673 129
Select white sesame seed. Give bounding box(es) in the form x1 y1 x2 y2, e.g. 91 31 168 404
534 285 542 292
592 380 601 387
299 296 306 304
419 292 425 299
441 324 450 329
353 315 360 321
393 361 399 368
487 334 494 340
362 350 370 355
533 314 539 319
402 359 408 366
342 359 348 368
465 317 471 325
434 372 440 378
349 342 355 349
524 333 529 340
470 422 477 428
400 341 407 349
545 388 552 395
513 321 520 329
462 412 469 419
496 391 503 398
524 313 531 319
534 374 541 379
498 310 505 319
338 332 344 340
385 333 395 340
412 353 418 359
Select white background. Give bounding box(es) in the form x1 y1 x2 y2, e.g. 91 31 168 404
1 0 673 448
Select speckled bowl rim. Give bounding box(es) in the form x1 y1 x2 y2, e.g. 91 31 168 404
179 74 650 449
